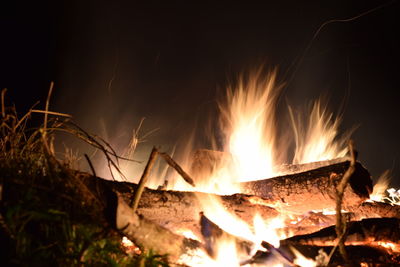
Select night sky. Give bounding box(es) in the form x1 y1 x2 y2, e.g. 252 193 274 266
1 1 400 186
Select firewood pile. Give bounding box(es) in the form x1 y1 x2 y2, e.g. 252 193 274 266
86 146 400 266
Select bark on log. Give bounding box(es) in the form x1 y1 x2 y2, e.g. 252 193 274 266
275 203 400 237
281 218 400 250
116 193 202 263
278 244 400 266
349 201 400 219
95 177 279 239
240 161 373 213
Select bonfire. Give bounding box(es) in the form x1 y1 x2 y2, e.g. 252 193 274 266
1 69 400 266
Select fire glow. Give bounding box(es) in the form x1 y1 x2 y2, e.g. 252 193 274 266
177 69 348 266
118 69 399 266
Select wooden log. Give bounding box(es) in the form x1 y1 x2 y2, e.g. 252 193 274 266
278 244 400 266
91 176 279 239
276 202 400 237
190 149 373 213
116 193 203 263
240 161 373 213
349 201 400 219
281 218 400 252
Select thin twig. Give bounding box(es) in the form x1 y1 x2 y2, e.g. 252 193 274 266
331 140 357 264
158 151 196 187
131 147 159 212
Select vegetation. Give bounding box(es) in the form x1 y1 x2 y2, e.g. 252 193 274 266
0 88 169 266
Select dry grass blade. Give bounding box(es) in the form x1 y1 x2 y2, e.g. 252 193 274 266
43 82 54 138
48 121 141 180
1 88 6 118
31 109 72 118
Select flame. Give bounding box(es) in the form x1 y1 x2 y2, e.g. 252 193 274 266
253 214 286 248
197 194 255 242
292 247 317 267
290 100 348 164
369 170 391 202
368 171 400 205
114 68 353 266
180 69 351 266
386 188 400 205
216 68 282 183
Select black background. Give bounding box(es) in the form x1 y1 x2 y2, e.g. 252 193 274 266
1 1 399 185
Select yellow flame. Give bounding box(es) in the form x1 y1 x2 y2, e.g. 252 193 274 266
182 69 352 266
290 100 348 164
217 68 282 182
253 214 286 248
109 68 354 266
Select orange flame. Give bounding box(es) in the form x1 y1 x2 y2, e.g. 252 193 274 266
115 68 351 266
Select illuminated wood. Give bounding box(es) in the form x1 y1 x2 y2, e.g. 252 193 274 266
240 161 373 213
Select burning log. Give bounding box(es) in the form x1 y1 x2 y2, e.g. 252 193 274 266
240 160 373 213
190 149 348 179
92 176 279 238
116 193 202 262
349 201 400 219
279 244 400 266
190 149 373 213
281 217 400 251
